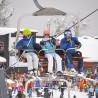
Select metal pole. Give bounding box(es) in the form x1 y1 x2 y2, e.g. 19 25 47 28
33 0 44 10
0 69 8 98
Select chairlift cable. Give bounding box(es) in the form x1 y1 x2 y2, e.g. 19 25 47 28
54 9 98 38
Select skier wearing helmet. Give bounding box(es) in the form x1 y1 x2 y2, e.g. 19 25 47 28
16 29 39 74
40 29 62 77
60 29 83 75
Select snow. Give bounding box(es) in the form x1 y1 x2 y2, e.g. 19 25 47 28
78 36 98 62
0 27 17 35
53 90 89 98
20 89 96 98
0 27 38 35
6 79 15 84
0 56 6 62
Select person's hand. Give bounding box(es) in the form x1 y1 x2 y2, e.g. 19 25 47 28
40 41 44 45
51 36 55 41
67 38 71 42
23 45 28 49
75 44 81 49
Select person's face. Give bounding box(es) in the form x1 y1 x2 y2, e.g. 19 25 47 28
44 34 49 38
67 36 71 41
65 32 72 41
26 35 31 39
43 34 50 41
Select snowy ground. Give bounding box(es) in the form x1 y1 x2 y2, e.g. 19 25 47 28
14 89 95 98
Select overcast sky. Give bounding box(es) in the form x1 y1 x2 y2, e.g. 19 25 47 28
7 0 98 36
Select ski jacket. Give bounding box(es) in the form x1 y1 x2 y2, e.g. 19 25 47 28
88 87 94 95
40 40 55 54
16 37 35 51
95 87 98 95
60 37 81 53
34 79 41 90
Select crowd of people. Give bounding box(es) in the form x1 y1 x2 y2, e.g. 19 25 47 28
7 72 98 98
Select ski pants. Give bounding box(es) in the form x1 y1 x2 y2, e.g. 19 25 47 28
66 51 83 73
24 52 39 70
96 94 98 98
45 53 62 73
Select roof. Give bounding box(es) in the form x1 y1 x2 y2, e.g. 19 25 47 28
0 27 17 35
0 27 38 35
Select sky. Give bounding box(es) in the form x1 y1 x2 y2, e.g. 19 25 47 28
6 0 98 36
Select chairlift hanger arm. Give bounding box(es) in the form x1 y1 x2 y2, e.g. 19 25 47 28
33 0 44 9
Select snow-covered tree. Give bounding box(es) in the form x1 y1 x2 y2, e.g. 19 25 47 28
0 0 14 26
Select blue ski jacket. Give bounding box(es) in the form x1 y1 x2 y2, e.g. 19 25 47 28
34 79 40 90
95 87 98 95
60 37 81 53
16 37 35 50
41 40 55 54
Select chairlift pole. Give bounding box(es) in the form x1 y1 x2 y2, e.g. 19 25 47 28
0 58 8 98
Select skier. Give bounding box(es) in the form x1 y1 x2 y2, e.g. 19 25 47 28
40 29 62 76
44 87 51 98
16 29 39 74
95 83 98 98
27 88 32 98
88 85 94 98
34 78 41 97
15 91 23 98
60 82 66 98
60 29 84 75
8 87 12 98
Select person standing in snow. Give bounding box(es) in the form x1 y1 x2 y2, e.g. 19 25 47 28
95 83 98 98
88 85 94 98
44 87 51 98
34 78 41 96
60 82 66 98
